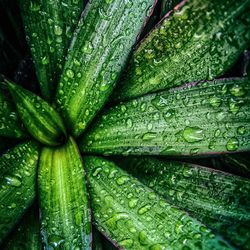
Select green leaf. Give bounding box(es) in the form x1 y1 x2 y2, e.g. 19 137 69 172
114 0 250 100
116 156 250 248
84 156 233 250
38 137 91 249
0 80 27 139
7 80 66 146
56 0 157 137
2 205 41 250
0 141 39 243
80 78 250 156
19 0 86 101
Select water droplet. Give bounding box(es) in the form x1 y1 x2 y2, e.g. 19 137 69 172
82 42 93 54
119 239 134 248
66 69 75 78
182 126 204 143
8 203 17 209
138 231 149 245
214 129 221 137
116 176 129 185
161 146 177 154
209 96 221 108
229 101 240 114
163 109 175 121
138 204 151 215
237 126 246 135
151 96 167 110
150 243 167 250
128 198 138 208
226 137 239 151
54 25 62 36
92 167 102 177
48 235 65 248
183 168 192 178
41 56 49 65
230 85 246 97
142 132 157 140
5 176 22 187
106 213 129 229
216 111 227 121
30 2 40 11
193 233 201 239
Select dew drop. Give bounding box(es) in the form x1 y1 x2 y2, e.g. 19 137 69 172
142 132 157 141
237 126 246 135
182 126 204 143
230 85 246 97
226 137 239 151
54 25 63 36
209 96 221 108
66 69 75 78
138 204 151 215
5 176 22 187
128 198 138 208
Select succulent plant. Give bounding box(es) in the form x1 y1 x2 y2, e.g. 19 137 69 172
0 0 250 249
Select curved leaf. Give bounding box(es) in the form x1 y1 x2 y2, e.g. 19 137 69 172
2 205 41 250
114 0 250 100
38 137 91 249
0 141 39 243
19 0 86 100
116 156 250 249
7 80 66 146
80 78 250 156
84 156 233 250
56 0 157 137
0 80 27 139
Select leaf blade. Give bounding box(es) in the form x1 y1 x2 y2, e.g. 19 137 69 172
7 80 66 146
19 0 86 100
80 78 250 156
84 156 233 250
114 0 250 100
56 0 157 137
0 141 39 243
0 79 27 139
38 137 92 249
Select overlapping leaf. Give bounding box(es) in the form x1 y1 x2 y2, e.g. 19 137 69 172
20 0 86 100
114 0 250 100
85 156 233 250
80 78 250 156
0 80 27 139
38 137 91 249
56 0 157 137
116 156 250 248
0 141 39 243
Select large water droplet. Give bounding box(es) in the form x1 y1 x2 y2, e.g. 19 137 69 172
5 176 22 187
66 69 75 78
138 204 151 215
209 96 221 108
182 126 204 143
237 126 246 135
226 137 239 151
230 85 246 97
116 176 129 185
128 198 138 208
54 25 63 36
138 230 149 245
